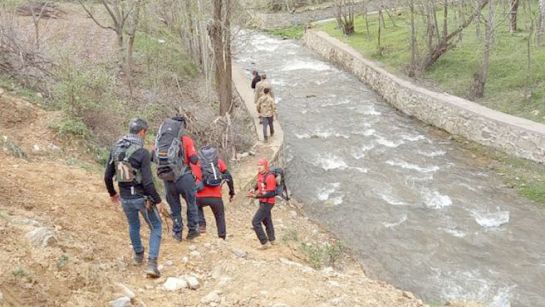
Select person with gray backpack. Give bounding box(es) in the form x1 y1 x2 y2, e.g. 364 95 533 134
153 116 200 241
104 118 163 278
193 145 235 239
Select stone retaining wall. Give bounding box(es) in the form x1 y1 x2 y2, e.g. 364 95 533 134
303 29 545 163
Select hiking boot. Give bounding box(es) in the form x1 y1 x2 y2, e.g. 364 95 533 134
145 258 160 278
199 225 207 234
133 250 144 266
187 231 200 240
257 242 272 250
173 232 182 242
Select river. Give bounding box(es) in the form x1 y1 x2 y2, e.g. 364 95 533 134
235 31 545 307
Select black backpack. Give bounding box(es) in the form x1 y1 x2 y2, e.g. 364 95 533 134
154 118 186 182
268 167 289 200
198 145 223 187
112 139 142 184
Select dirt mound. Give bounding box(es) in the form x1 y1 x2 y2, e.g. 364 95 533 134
0 95 426 306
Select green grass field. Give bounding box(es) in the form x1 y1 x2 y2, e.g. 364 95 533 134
317 6 545 123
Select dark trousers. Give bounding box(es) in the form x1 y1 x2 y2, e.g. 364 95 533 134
261 117 274 139
164 173 199 234
197 197 226 239
252 202 275 245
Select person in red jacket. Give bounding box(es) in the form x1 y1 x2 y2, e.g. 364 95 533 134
247 158 276 249
193 146 235 239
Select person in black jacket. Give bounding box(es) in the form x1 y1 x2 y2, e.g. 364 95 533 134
104 118 163 278
251 70 261 90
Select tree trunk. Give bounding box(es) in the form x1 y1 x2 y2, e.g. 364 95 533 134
409 0 418 77
471 0 494 99
538 0 545 44
209 0 233 116
509 0 519 33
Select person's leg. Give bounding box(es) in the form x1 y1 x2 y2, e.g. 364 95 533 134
262 204 275 243
196 198 207 233
140 202 162 260
268 117 275 137
164 180 183 239
178 173 200 237
252 202 269 245
262 118 269 141
121 198 143 256
207 197 226 239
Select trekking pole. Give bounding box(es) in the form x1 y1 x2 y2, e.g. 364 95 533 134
159 207 171 234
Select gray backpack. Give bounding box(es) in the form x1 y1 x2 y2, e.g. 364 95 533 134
198 145 222 187
154 118 186 182
112 139 142 184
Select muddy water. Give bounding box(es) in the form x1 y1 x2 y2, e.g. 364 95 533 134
235 31 545 307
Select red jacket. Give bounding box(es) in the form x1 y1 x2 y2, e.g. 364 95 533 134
194 159 229 198
256 171 276 205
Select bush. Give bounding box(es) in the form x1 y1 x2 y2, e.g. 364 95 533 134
300 241 344 269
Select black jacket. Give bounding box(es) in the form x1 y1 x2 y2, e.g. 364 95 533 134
251 75 261 89
104 148 162 204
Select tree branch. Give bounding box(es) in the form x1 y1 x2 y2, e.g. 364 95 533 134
78 0 116 31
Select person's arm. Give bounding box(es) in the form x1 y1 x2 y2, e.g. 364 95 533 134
219 160 235 197
139 150 162 204
104 151 117 197
182 136 199 165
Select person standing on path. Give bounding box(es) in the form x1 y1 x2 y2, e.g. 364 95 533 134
247 158 277 250
193 145 235 239
256 87 277 142
104 118 163 278
254 73 274 104
251 70 261 91
154 116 201 242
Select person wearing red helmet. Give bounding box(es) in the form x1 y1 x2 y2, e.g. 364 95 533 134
247 158 277 249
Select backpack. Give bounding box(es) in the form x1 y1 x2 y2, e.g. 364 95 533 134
198 145 223 187
112 139 142 184
267 167 289 200
154 118 186 182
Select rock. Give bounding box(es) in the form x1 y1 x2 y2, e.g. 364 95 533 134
109 296 131 307
32 144 40 152
182 275 200 290
327 297 344 306
271 303 288 307
190 251 201 258
181 256 189 263
201 290 222 304
36 92 43 98
164 260 173 266
0 88 4 96
239 152 249 158
289 210 297 218
26 227 56 247
217 276 233 287
163 277 188 291
115 282 136 299
232 249 247 259
321 267 335 277
189 245 197 251
402 291 415 299
204 243 211 248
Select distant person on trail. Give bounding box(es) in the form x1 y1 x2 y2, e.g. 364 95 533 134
251 70 261 90
153 115 200 242
247 158 277 250
104 118 163 278
256 87 277 142
254 73 274 104
193 145 235 239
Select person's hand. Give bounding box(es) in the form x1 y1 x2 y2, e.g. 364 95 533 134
229 193 235 202
110 194 120 205
156 202 164 213
246 190 256 198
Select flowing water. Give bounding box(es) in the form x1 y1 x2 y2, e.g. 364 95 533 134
235 31 545 306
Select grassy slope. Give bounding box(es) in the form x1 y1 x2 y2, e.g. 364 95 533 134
317 6 545 122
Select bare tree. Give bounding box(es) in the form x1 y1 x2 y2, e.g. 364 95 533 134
335 0 355 35
408 0 418 77
420 0 489 71
538 0 545 44
208 0 233 116
470 0 495 98
508 0 519 32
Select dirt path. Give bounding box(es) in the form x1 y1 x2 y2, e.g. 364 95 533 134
0 88 426 306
